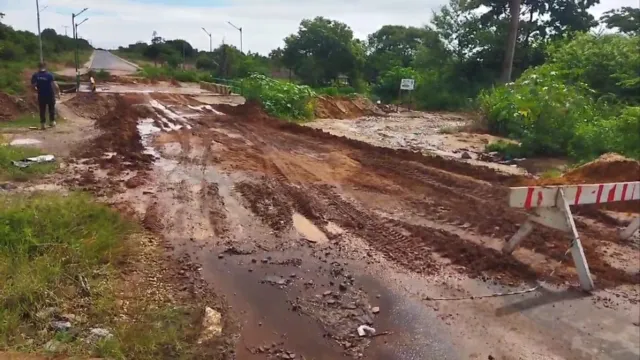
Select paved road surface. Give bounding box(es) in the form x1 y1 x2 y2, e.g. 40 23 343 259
90 49 138 73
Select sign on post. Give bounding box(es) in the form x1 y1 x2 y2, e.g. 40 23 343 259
400 78 415 90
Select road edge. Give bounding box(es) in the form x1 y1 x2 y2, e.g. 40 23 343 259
109 51 141 71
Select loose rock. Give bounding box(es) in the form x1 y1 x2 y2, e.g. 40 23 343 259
51 321 72 332
198 307 223 343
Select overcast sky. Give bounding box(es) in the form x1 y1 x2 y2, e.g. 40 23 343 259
1 0 637 55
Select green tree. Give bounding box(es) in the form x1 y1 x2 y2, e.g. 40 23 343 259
283 17 364 86
601 7 640 35
374 66 421 103
365 25 444 82
547 33 640 103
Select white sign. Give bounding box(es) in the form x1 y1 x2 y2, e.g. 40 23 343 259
400 78 415 90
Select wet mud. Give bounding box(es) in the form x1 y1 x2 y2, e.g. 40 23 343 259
63 95 639 359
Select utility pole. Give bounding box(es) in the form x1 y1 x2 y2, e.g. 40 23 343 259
63 25 69 36
228 21 243 53
35 0 48 63
201 27 212 53
72 7 88 90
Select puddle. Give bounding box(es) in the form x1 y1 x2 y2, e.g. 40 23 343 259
9 138 42 146
137 118 162 158
292 213 329 244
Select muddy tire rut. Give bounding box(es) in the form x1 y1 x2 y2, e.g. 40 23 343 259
64 96 639 359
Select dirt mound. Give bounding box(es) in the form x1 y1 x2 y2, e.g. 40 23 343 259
75 94 153 172
314 95 385 119
66 93 118 120
563 153 640 184
0 92 24 121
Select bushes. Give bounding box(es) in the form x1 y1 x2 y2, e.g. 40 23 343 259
138 66 209 83
240 74 316 121
479 34 640 162
479 62 639 161
547 33 640 103
0 62 25 95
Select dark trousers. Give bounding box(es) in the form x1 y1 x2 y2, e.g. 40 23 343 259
38 95 55 124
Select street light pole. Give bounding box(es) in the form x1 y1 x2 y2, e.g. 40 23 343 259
71 7 88 90
228 21 243 53
201 27 212 53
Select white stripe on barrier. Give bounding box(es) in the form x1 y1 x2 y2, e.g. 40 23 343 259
509 182 640 209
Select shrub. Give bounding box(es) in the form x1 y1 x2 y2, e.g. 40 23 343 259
479 64 607 158
479 63 640 161
374 66 421 103
240 74 316 121
547 33 640 104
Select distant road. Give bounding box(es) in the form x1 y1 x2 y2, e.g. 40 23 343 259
89 49 138 73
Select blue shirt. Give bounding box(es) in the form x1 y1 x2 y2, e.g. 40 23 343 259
31 71 55 98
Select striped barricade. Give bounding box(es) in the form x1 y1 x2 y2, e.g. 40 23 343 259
504 181 640 291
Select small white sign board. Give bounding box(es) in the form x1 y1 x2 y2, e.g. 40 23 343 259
400 79 415 90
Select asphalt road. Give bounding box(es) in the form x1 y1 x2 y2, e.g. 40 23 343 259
90 49 138 73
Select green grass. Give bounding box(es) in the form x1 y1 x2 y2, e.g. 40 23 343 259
0 114 67 129
485 140 526 159
540 168 563 179
0 114 40 129
0 193 217 359
0 144 57 181
0 193 132 350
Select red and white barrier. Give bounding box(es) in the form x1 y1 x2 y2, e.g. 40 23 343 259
510 182 640 209
504 181 640 292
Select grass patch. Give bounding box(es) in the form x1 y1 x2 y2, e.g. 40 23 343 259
540 168 563 179
0 193 132 351
0 114 40 129
0 193 221 359
0 114 66 129
485 140 526 160
0 144 57 181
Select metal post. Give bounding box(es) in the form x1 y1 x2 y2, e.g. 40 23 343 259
72 8 88 91
36 0 43 63
75 24 79 89
72 14 77 88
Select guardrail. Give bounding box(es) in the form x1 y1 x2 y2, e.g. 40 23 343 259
504 182 640 291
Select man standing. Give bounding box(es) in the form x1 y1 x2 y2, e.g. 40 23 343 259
31 62 60 130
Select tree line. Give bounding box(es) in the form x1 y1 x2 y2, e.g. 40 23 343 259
116 0 638 110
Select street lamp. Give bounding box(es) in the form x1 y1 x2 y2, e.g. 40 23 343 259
201 27 212 53
35 1 49 63
71 7 88 90
228 21 243 53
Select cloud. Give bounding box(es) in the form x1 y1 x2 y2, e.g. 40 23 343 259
1 0 636 54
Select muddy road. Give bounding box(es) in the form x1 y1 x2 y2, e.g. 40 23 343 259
59 93 639 360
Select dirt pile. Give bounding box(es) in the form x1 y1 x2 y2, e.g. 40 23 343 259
522 153 640 213
0 92 24 121
75 94 153 172
314 95 385 119
66 93 118 119
563 153 640 184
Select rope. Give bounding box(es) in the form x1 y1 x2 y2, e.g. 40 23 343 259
424 245 574 302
